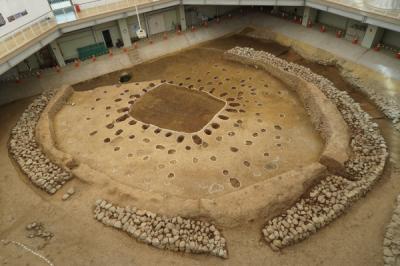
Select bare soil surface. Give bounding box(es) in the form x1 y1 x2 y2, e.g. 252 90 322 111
1 34 399 266
54 47 322 200
129 84 225 133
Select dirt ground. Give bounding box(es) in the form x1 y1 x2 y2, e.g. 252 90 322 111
53 45 322 201
0 35 399 266
129 84 226 133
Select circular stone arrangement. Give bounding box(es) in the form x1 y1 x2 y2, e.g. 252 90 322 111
8 45 389 259
224 47 388 250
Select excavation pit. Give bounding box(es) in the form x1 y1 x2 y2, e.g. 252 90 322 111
36 36 334 226
129 84 225 133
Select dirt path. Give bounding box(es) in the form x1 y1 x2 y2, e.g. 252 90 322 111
0 35 399 266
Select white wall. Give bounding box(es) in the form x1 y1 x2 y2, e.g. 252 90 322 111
0 0 51 37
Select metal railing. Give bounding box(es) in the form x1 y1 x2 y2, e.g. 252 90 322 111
0 12 57 60
74 0 158 19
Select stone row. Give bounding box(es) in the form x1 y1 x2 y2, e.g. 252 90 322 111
226 47 388 250
93 199 228 258
8 89 73 194
341 71 400 131
383 194 400 265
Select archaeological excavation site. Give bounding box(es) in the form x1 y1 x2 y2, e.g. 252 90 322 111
1 1 400 265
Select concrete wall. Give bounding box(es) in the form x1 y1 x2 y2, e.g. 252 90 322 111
345 19 367 41
185 5 237 26
127 14 146 38
382 29 400 49
58 29 96 60
57 21 122 60
317 11 347 30
93 21 121 46
279 6 304 17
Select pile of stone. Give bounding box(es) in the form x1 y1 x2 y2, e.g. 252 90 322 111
94 199 228 258
383 195 400 265
342 72 400 131
226 47 388 250
8 89 73 194
26 222 54 241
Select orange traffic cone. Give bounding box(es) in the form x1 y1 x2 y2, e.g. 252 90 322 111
163 33 168 40
74 59 80 68
320 25 326 32
91 55 96 62
396 52 400 59
373 43 381 52
191 25 196 32
352 38 358 45
109 50 113 57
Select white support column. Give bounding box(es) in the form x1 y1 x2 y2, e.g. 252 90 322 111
49 41 66 67
118 18 132 48
361 24 384 49
178 5 187 32
302 7 317 27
